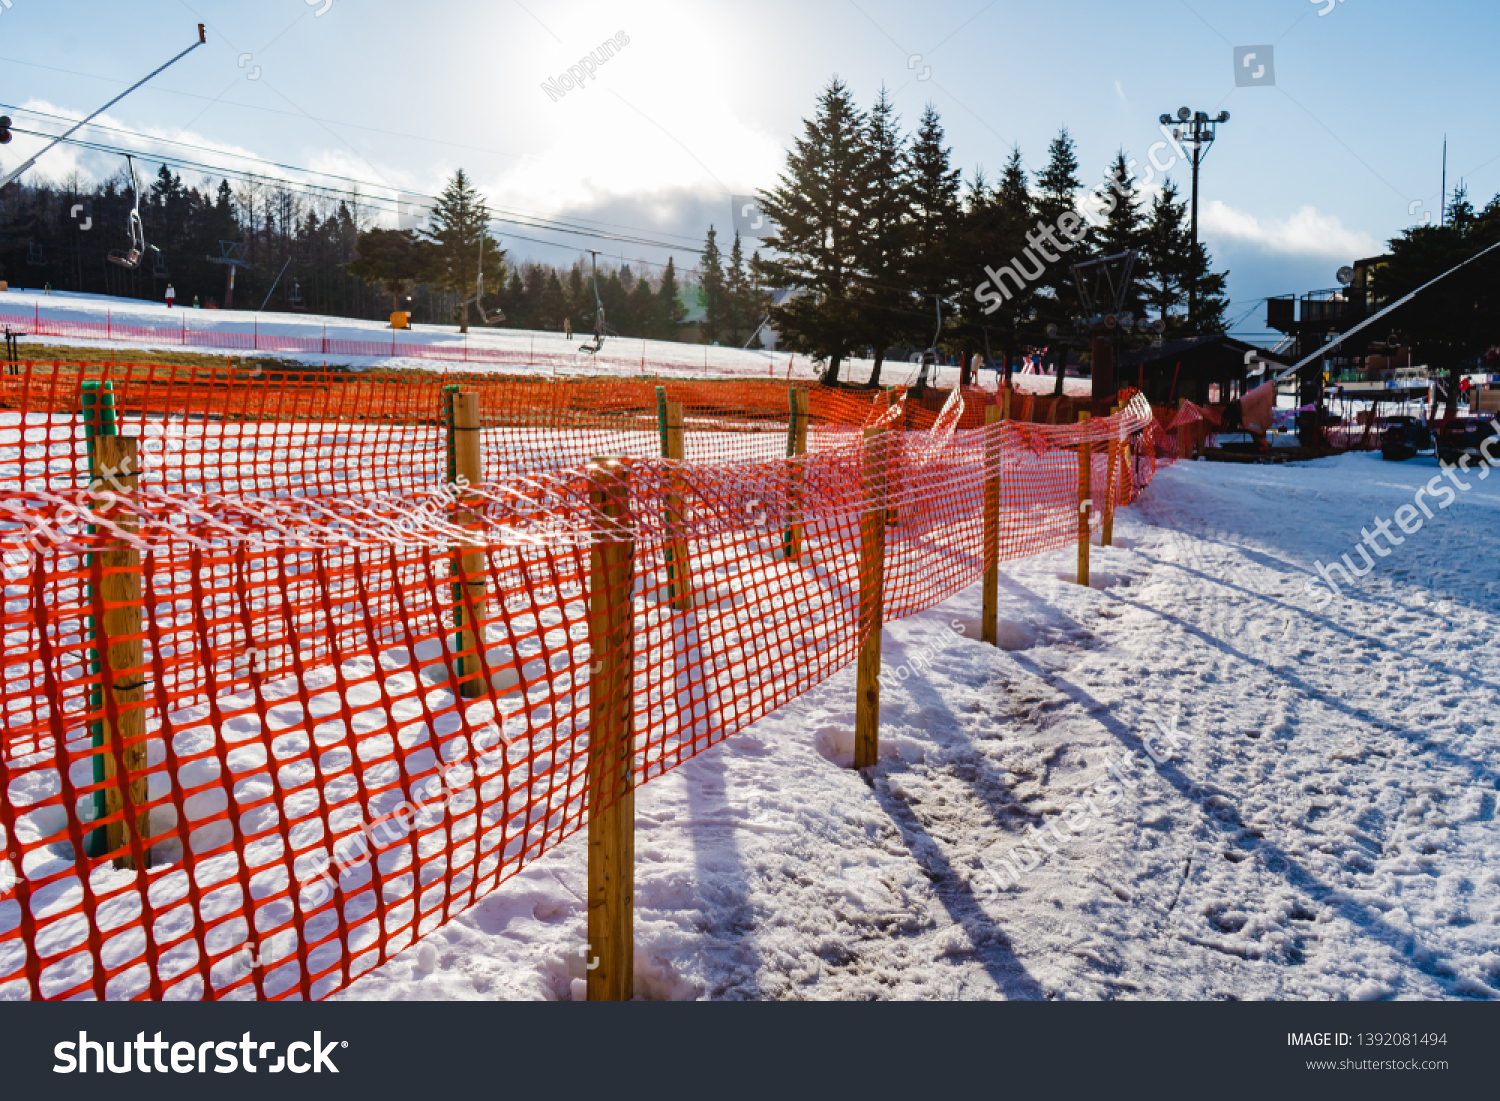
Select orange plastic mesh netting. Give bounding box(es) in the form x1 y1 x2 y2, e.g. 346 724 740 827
0 362 1165 1000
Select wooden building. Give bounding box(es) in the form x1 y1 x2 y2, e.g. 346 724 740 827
1116 335 1292 406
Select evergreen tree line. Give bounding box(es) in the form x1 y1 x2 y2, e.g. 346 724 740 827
754 79 1231 386
0 163 463 319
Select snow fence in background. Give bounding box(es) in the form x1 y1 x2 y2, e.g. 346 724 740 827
0 363 1166 1000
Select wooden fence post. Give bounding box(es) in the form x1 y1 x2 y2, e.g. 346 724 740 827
1077 411 1092 588
91 435 149 870
854 427 887 769
783 387 809 559
981 405 1003 647
656 389 693 611
448 390 488 699
1000 386 1012 422
1177 397 1190 460
587 460 635 1001
1102 404 1121 548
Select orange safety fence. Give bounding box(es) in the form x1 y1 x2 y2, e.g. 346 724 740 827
0 363 1165 1000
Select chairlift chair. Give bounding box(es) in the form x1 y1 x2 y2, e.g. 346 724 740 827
288 278 306 311
26 242 45 266
151 250 170 280
466 237 506 326
107 155 148 269
578 250 608 354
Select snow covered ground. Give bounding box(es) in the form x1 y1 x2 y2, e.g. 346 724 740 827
340 450 1500 1001
0 288 1090 394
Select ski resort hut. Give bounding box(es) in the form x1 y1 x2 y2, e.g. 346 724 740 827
1117 335 1292 407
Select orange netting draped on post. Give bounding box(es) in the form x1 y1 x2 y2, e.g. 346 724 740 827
0 363 1165 1001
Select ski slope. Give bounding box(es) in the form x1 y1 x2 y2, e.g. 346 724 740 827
0 288 1092 394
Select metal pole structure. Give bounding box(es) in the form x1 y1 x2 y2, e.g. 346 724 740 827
0 26 207 190
258 257 293 313
1158 108 1228 332
1189 140 1201 326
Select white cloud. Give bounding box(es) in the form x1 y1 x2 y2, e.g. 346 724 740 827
1200 200 1381 259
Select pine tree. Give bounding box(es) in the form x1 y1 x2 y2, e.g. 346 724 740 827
726 230 752 344
567 261 588 328
746 250 768 348
987 146 1037 375
629 275 655 337
996 145 1032 224
655 256 687 339
423 169 502 333
1138 180 1189 329
753 77 870 383
905 104 962 356
1035 129 1089 393
1136 179 1228 335
539 269 568 330
346 228 432 312
856 87 913 387
698 226 727 343
1096 149 1147 317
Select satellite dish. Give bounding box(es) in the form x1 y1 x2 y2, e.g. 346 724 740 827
1177 107 1191 121
1336 266 1354 286
1159 114 1172 126
1104 314 1118 330
1217 111 1231 123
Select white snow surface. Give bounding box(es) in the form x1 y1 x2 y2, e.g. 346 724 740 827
335 451 1500 1001
0 289 1090 393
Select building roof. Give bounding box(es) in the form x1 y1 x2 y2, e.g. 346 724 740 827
1116 334 1294 370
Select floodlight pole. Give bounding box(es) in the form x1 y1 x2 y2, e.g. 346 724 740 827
1158 108 1228 330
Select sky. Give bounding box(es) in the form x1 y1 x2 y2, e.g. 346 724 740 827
2 0 1497 340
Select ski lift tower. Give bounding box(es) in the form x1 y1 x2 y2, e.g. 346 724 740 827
1070 250 1139 402
207 240 253 310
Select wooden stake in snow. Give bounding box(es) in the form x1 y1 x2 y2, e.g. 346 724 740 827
1077 411 1092 587
91 435 150 869
855 426 887 769
449 391 488 699
783 387 809 560
981 405 1003 646
587 459 635 1002
1103 404 1121 547
657 390 693 611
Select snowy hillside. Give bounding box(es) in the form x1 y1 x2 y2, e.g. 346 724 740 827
0 288 1090 394
340 450 1500 1001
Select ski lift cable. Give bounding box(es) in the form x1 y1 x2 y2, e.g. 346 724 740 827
8 123 957 311
0 25 207 190
1271 236 1500 386
12 123 704 256
4 112 705 252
